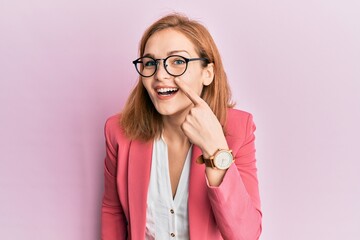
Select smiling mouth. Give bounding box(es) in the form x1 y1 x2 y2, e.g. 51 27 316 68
156 87 179 96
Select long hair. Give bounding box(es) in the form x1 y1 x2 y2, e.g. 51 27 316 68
121 13 234 141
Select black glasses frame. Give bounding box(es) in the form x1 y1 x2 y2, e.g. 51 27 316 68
132 55 209 78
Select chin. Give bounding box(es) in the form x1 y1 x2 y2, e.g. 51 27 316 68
154 107 177 116
154 104 192 118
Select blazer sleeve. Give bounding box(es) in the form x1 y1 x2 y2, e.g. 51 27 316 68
206 113 262 240
101 118 127 240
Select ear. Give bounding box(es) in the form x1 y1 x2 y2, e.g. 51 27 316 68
202 63 214 86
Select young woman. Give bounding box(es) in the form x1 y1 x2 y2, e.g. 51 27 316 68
101 13 262 240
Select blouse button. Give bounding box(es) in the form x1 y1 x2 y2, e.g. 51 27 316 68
171 233 175 237
170 209 174 214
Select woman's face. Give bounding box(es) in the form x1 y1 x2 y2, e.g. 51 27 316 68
141 28 213 119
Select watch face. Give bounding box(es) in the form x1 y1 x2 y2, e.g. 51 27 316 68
214 151 233 170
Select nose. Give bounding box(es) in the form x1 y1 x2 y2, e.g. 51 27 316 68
154 59 170 80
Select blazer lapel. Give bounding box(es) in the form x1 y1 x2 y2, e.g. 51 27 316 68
128 139 153 239
188 145 209 239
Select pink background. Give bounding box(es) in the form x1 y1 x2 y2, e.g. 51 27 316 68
1 0 359 239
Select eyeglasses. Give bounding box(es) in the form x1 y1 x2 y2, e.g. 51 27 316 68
132 55 209 78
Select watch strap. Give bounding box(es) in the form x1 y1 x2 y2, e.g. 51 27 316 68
196 155 216 168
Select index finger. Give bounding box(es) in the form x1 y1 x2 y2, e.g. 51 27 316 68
174 77 203 105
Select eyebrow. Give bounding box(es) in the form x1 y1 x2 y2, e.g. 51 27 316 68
143 50 190 58
167 50 190 56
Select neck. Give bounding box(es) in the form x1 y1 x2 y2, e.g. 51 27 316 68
161 108 191 147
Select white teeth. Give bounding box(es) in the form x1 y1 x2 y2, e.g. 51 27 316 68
156 87 178 93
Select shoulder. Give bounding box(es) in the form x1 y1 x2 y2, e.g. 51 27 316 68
104 113 131 147
225 108 256 138
104 113 122 135
226 108 253 121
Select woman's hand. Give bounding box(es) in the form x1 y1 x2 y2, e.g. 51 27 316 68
174 78 228 159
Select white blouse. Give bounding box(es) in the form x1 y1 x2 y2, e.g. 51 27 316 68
145 136 192 239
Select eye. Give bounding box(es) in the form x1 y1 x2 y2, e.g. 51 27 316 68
143 59 156 67
173 58 186 65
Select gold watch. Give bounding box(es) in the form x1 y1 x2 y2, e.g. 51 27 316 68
196 149 234 170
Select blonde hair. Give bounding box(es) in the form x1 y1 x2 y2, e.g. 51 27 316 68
121 13 234 141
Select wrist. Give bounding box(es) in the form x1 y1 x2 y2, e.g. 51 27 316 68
202 142 229 159
197 148 233 170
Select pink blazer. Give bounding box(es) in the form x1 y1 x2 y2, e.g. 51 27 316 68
101 108 262 240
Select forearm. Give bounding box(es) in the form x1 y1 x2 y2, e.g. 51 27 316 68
202 137 229 186
205 167 226 186
101 160 128 239
206 165 262 240
101 203 127 240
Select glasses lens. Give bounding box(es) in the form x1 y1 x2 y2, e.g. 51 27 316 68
165 56 187 76
135 57 157 77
